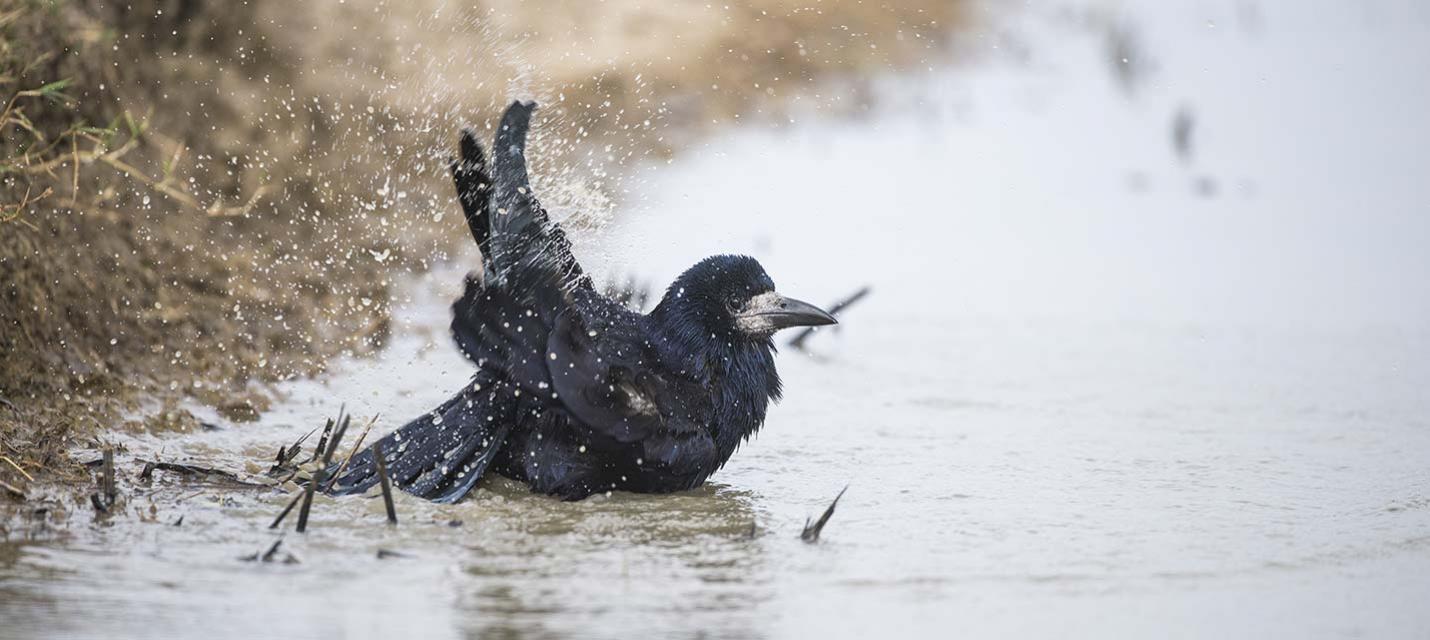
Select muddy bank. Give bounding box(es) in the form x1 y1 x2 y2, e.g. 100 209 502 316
0 0 968 499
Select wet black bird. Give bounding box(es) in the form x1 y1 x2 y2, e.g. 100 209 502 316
329 101 835 502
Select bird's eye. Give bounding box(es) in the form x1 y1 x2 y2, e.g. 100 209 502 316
724 294 742 313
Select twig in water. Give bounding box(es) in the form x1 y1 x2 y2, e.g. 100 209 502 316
322 414 379 492
375 441 397 525
241 538 291 563
102 448 116 503
296 411 351 533
800 485 848 543
269 491 303 530
294 475 321 533
322 411 353 464
308 417 337 466
261 538 284 562
788 286 871 350
376 549 409 559
268 427 316 477
270 408 354 531
140 461 262 487
91 448 117 512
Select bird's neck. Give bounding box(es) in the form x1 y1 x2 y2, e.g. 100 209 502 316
706 339 782 461
645 310 783 460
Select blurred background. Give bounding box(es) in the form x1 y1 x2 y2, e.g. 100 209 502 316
3 1 1429 638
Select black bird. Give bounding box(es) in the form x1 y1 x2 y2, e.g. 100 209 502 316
329 101 835 502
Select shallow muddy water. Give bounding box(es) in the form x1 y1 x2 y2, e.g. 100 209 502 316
4 1 1430 638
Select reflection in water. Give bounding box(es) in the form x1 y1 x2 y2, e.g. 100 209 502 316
451 481 768 638
0 476 770 639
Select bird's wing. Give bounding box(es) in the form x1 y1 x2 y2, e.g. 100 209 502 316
451 101 593 367
485 101 591 300
545 289 712 444
450 102 706 442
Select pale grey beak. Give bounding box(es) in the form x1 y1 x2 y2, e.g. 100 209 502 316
735 292 837 333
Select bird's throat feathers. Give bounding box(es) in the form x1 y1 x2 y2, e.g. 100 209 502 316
647 303 783 458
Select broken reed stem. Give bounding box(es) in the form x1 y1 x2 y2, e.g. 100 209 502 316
375 442 397 525
101 448 116 503
295 469 322 534
279 427 317 464
322 414 378 492
0 455 34 483
271 407 356 532
260 538 284 562
276 422 329 485
800 485 848 543
321 412 352 465
269 490 303 529
309 418 336 467
788 286 871 349
295 410 350 534
90 448 117 513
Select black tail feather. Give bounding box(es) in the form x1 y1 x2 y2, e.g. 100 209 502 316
409 421 514 504
328 369 515 503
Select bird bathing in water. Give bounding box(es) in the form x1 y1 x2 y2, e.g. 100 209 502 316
329 101 836 502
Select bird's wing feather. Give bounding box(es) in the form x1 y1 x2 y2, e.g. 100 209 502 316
546 289 711 444
449 127 493 265
485 101 590 298
452 101 592 368
453 103 708 447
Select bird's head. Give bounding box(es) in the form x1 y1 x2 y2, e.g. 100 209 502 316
653 255 836 341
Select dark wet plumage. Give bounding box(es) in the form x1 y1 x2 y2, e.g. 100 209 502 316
329 101 835 502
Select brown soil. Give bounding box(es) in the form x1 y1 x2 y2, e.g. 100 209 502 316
0 0 967 503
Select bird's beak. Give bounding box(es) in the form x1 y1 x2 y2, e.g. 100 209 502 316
736 292 838 333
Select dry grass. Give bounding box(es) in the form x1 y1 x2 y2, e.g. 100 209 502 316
0 0 968 499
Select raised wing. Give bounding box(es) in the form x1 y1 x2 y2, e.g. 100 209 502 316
484 101 590 297
451 101 593 366
448 103 717 483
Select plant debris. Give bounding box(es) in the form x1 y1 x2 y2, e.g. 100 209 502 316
90 448 117 513
139 461 263 487
800 485 849 543
788 287 871 350
286 408 352 533
268 428 317 477
241 538 299 564
375 441 398 525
